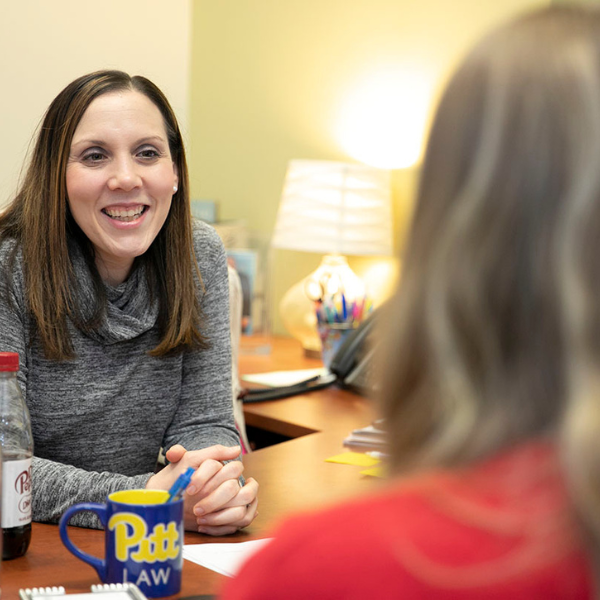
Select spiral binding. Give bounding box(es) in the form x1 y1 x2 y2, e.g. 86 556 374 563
19 583 147 599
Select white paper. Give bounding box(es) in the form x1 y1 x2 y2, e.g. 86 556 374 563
242 368 326 387
183 538 274 577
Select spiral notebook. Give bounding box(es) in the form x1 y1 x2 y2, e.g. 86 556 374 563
19 583 147 599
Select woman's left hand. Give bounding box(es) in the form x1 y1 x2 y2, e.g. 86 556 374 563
192 476 259 535
165 444 259 534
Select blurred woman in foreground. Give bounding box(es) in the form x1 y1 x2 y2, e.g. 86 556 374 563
222 5 600 598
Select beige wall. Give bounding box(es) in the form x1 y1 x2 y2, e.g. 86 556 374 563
190 0 549 335
0 0 191 206
1 2 557 338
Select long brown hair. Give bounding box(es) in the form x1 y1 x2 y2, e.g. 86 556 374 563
0 70 205 359
379 3 600 558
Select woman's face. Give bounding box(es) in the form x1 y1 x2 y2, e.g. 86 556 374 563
66 90 178 285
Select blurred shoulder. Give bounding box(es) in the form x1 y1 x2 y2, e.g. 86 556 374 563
221 485 428 600
222 444 590 599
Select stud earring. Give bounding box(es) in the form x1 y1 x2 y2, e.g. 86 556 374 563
173 185 178 193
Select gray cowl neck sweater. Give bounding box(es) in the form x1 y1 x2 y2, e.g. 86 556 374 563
0 222 239 529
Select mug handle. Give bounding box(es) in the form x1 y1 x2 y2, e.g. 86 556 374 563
59 503 108 582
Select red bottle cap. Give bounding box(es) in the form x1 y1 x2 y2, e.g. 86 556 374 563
0 352 19 371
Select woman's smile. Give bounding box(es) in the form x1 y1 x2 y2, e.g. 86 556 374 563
102 204 149 224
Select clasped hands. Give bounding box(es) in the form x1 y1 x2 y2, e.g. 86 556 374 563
146 444 258 535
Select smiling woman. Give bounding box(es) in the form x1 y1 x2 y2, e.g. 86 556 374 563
0 70 258 537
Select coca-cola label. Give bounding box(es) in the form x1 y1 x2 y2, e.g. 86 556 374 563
2 458 32 528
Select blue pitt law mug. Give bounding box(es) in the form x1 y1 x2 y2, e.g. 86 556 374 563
59 489 184 599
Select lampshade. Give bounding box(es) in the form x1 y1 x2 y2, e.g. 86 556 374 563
271 160 393 256
272 160 393 356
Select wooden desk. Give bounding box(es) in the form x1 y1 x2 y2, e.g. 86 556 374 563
2 337 378 599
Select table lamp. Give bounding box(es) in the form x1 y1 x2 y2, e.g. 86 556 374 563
271 159 393 356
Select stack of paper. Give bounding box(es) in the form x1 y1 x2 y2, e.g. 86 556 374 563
343 423 387 449
183 539 274 578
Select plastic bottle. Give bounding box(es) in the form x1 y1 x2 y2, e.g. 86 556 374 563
0 352 32 559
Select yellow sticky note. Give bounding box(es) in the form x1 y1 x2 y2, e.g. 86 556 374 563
360 466 387 478
325 452 380 467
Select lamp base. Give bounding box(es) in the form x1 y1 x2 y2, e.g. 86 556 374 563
279 254 366 356
279 278 322 353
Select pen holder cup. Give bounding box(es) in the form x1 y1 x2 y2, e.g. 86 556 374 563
318 323 355 369
59 489 184 599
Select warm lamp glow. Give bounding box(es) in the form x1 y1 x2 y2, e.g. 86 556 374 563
336 67 433 169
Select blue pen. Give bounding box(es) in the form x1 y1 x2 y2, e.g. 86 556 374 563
167 466 195 502
341 293 347 322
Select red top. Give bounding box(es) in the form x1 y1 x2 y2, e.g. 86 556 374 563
221 442 591 599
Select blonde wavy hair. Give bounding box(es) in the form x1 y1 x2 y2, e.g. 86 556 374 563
379 3 600 569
